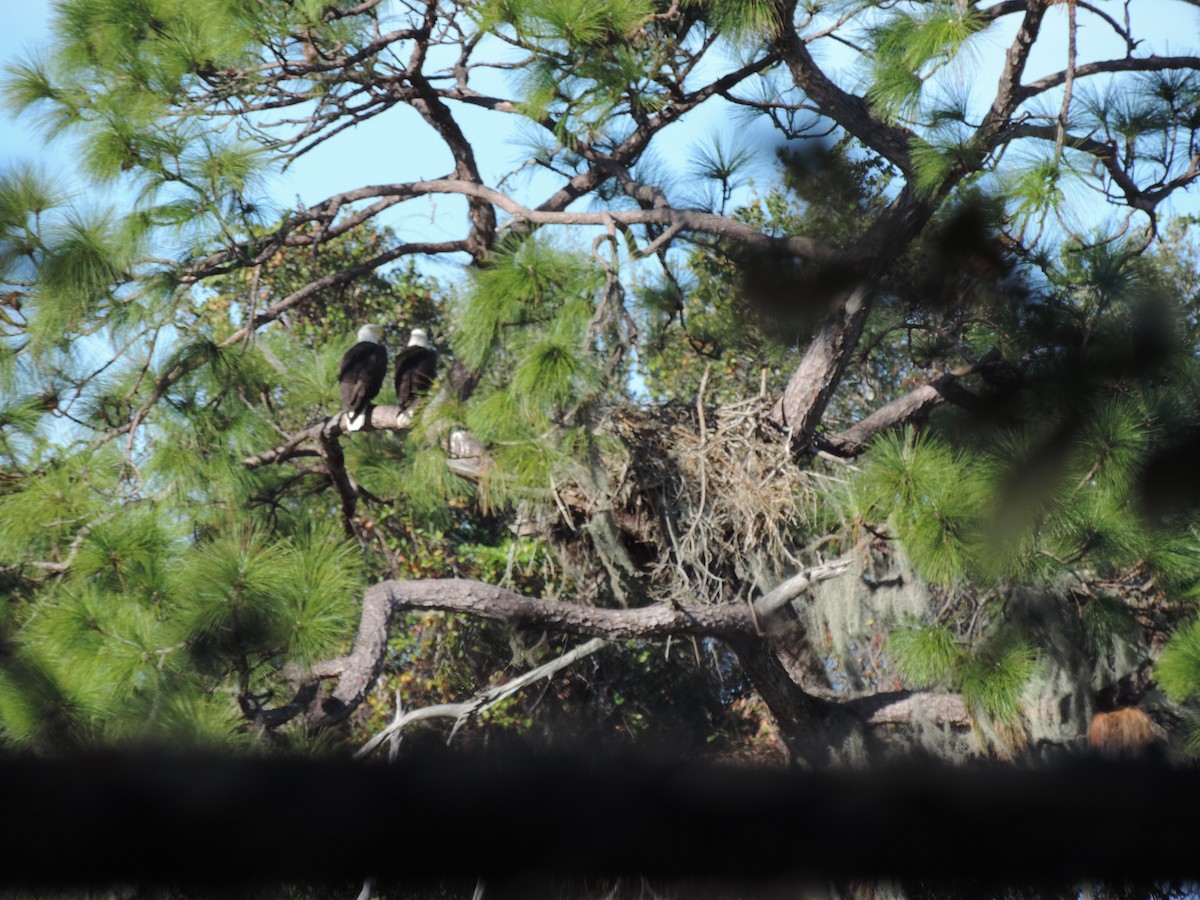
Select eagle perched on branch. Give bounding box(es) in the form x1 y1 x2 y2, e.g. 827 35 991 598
338 323 387 431
393 328 438 412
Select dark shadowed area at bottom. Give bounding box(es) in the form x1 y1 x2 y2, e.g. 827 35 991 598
0 749 1196 893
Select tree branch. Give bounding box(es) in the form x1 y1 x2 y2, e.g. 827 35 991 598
1018 54 1200 102
316 427 359 532
354 637 611 759
775 20 916 173
242 405 416 470
999 124 1200 212
769 284 873 456
822 350 1005 456
977 0 1049 143
265 559 853 734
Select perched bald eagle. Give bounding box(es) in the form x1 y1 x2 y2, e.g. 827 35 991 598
394 328 438 412
339 323 387 431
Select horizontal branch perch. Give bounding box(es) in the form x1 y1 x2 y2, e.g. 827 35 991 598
267 562 852 730
822 350 1004 455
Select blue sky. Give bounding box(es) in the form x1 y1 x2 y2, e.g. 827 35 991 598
0 4 795 219
3 3 1200 242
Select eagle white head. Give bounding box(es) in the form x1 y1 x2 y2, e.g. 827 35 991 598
408 328 433 349
357 323 385 344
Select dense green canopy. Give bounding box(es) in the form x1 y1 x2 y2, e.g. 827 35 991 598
2 0 1200 794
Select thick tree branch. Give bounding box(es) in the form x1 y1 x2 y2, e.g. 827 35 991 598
775 19 915 173
266 561 853 736
823 351 1004 456
769 284 872 455
354 179 842 261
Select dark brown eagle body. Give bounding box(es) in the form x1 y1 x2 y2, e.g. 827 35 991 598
339 324 387 431
394 328 438 412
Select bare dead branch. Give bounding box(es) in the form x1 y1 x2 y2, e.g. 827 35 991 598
354 637 611 758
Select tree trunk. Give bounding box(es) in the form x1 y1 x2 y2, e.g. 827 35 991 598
727 636 864 766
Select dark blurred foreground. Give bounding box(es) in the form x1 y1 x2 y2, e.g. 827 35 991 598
1 750 1198 893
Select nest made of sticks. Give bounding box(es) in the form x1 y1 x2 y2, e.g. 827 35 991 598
544 393 824 609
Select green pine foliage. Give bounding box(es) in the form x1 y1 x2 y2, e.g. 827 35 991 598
445 236 610 506
890 622 1038 722
890 620 1038 722
958 638 1038 721
850 429 991 586
1157 619 1200 702
682 0 784 40
1 513 363 744
890 624 964 687
866 6 987 122
1080 594 1139 652
482 0 666 138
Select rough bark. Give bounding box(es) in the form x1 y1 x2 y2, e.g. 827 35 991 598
822 350 1004 456
769 284 873 456
845 691 972 728
727 636 861 766
264 562 968 766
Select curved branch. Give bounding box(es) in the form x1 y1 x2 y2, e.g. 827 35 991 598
354 637 611 759
379 179 842 261
823 350 1005 456
265 558 852 733
1018 54 1200 103
999 123 1200 212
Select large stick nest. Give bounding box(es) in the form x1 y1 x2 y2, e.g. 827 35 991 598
545 395 824 609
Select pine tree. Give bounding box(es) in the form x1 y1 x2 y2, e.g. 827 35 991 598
2 0 1200 815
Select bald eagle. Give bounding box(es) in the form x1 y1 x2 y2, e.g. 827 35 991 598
394 328 438 412
339 323 387 431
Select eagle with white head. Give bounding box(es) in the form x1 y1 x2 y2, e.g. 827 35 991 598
338 323 387 431
393 328 438 412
